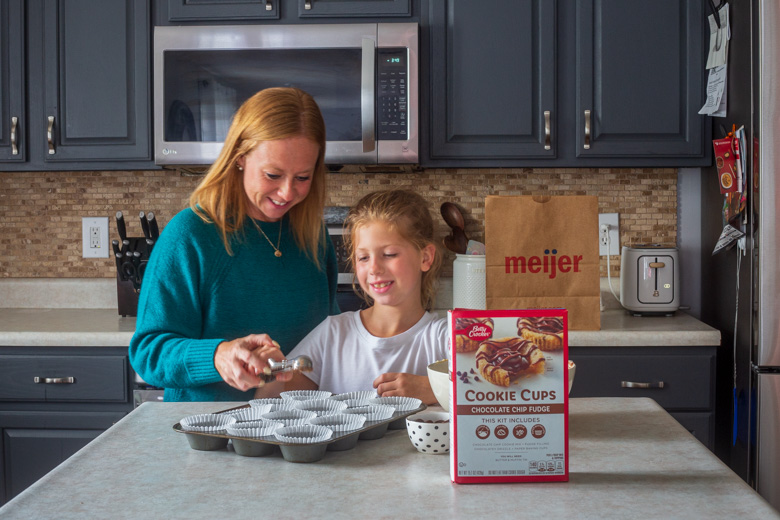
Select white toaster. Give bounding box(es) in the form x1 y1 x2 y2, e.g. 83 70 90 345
619 245 680 316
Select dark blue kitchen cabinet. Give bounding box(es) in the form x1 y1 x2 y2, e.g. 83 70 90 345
422 0 711 167
0 347 134 505
0 0 25 164
569 345 717 450
157 0 411 23
0 0 154 171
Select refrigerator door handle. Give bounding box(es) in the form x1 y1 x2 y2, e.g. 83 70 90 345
621 380 665 389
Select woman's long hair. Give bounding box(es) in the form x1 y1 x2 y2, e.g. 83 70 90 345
344 190 443 311
189 87 327 266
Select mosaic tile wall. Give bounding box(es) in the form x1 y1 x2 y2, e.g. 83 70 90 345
0 168 677 278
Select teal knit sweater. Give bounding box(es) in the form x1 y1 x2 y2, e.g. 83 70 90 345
129 208 339 402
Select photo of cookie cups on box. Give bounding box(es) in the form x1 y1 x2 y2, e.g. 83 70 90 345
475 337 545 387
517 316 564 351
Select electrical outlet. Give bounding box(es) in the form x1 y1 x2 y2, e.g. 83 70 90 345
598 213 620 256
82 217 109 258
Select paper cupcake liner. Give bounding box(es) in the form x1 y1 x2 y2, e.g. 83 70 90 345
330 390 377 402
179 413 236 433
225 419 283 438
342 398 372 409
268 402 298 412
367 396 422 411
309 413 366 432
342 405 395 422
249 398 286 408
293 398 348 416
225 405 272 422
280 390 332 402
274 425 333 444
261 409 318 427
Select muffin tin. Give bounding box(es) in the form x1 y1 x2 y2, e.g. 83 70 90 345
173 400 426 463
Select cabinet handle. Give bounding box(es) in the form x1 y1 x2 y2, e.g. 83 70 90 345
583 110 591 149
305 0 312 9
544 110 551 150
11 116 19 155
649 262 665 268
47 116 56 154
265 0 272 10
34 376 75 384
621 380 664 389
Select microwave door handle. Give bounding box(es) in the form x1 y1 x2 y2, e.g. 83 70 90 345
361 37 376 153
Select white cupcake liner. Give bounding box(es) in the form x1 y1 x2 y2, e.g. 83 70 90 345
280 390 332 402
342 405 395 422
274 425 333 444
293 398 349 416
261 409 318 427
367 396 422 411
225 419 283 438
249 398 286 408
330 390 377 402
179 413 236 433
268 402 298 412
309 413 366 432
225 405 272 422
342 398 372 409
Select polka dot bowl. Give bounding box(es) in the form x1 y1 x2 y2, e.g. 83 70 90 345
406 411 450 455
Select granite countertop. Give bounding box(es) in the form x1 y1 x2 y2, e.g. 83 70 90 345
0 398 775 519
0 278 720 347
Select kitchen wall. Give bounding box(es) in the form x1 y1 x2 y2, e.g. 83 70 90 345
0 168 677 278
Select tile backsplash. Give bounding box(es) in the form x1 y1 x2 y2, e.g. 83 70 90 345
0 168 676 279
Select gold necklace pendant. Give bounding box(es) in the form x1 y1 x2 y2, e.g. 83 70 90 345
252 219 283 258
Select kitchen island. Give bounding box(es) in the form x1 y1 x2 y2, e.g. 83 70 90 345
0 398 775 519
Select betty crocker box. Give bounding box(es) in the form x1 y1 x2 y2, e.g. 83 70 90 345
449 308 569 484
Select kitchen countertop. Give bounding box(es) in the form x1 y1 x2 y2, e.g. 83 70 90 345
0 398 775 519
0 278 720 347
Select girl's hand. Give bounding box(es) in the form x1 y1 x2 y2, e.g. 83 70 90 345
214 334 292 392
373 372 437 405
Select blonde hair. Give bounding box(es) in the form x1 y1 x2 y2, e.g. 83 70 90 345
344 190 442 311
189 87 327 266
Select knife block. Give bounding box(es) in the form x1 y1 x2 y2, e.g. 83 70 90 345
116 237 150 317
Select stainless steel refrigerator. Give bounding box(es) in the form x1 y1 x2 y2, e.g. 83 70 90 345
700 0 780 511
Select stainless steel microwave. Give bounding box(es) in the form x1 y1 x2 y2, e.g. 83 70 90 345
153 23 418 166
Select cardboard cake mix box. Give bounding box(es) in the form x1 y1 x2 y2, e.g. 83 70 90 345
449 308 569 483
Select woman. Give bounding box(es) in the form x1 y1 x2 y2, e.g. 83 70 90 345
130 87 339 402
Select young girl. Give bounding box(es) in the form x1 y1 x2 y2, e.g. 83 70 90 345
258 189 448 404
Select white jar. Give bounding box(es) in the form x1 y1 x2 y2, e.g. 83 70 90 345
452 254 486 309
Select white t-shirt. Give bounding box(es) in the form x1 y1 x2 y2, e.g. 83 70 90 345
287 311 449 395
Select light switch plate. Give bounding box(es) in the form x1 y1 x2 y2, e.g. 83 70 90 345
598 213 620 256
82 217 109 258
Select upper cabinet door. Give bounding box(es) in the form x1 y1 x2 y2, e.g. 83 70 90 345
297 0 411 18
165 0 279 22
575 0 707 158
40 0 151 163
0 0 25 163
427 0 556 162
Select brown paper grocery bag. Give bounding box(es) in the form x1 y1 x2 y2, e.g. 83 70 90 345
485 195 600 330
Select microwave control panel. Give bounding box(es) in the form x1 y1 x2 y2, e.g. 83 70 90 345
377 48 408 140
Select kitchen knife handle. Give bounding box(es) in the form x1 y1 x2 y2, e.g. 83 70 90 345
621 381 665 389
34 376 75 384
11 116 18 155
147 212 160 240
116 211 127 241
544 111 551 150
583 110 591 150
47 116 55 154
648 262 665 268
139 211 151 240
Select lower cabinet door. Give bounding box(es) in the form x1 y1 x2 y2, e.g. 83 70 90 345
670 412 714 451
2 428 102 502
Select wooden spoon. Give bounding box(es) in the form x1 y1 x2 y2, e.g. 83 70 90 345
440 202 465 230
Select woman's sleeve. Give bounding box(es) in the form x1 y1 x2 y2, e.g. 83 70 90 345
128 213 224 389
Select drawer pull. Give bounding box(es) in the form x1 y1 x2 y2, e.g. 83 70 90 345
648 262 665 268
33 376 75 384
621 380 664 389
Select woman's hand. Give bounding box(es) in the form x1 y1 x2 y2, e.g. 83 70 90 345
373 372 437 405
214 334 292 392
